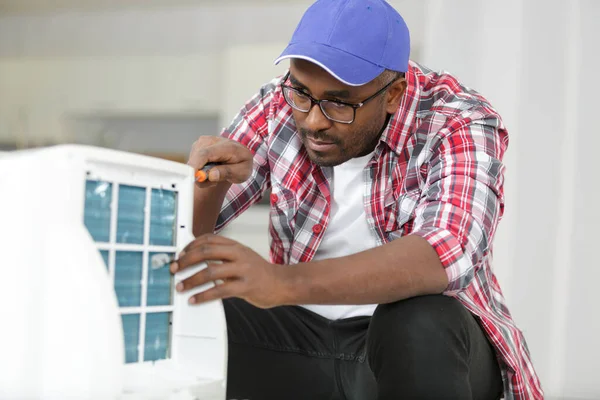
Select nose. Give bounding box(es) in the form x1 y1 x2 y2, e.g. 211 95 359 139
304 103 332 133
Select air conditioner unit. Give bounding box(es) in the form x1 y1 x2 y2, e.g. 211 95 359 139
0 145 227 400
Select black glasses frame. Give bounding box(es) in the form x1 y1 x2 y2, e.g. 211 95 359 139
280 71 399 124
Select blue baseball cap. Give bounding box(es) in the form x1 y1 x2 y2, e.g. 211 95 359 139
274 0 410 86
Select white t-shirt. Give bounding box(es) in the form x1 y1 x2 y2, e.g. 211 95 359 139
300 152 380 320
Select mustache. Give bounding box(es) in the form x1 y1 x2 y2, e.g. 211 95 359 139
299 128 340 144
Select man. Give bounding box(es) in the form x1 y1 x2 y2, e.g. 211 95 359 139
171 0 543 398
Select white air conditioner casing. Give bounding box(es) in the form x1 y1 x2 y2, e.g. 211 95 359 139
0 144 227 400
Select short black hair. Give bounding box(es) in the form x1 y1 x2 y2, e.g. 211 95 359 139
376 69 405 85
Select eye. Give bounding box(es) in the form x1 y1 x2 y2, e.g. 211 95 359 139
328 101 348 109
296 89 311 98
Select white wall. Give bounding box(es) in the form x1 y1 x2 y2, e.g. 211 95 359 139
423 0 600 398
561 2 600 395
0 1 426 58
0 1 426 146
0 56 221 146
220 43 290 129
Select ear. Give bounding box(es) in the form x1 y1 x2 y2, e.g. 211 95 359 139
384 78 407 114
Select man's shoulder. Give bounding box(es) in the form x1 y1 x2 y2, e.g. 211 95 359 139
410 62 501 122
252 73 297 137
251 73 288 109
228 73 289 139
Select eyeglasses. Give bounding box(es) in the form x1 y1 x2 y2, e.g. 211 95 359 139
280 72 398 124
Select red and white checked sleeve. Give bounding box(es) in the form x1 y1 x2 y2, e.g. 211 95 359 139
410 116 508 294
214 82 277 232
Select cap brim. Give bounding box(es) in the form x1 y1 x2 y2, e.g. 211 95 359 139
274 42 385 86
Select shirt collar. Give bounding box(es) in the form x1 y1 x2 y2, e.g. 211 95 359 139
378 61 421 157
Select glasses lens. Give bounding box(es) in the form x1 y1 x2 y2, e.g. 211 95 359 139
321 101 354 123
283 87 311 112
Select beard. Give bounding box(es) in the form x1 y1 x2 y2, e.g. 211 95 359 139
298 113 390 167
299 127 345 167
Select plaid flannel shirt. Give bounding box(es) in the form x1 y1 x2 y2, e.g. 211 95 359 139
215 61 543 399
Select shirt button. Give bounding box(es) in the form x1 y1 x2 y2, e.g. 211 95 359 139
312 224 323 234
270 193 279 203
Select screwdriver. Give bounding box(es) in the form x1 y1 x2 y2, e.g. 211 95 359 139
194 162 221 183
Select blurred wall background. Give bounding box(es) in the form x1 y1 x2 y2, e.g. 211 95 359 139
0 1 598 399
0 0 424 151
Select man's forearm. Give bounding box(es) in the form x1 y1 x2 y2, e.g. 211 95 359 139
281 235 449 305
191 182 231 237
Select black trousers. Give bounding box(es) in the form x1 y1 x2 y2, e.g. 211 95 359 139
223 295 504 400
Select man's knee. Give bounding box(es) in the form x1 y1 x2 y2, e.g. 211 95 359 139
366 295 473 398
368 294 468 346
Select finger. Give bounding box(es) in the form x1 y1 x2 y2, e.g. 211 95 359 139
194 162 224 183
187 147 210 172
188 280 246 304
210 163 253 184
182 234 239 254
188 136 224 168
176 262 241 292
173 243 242 272
194 180 220 189
198 164 238 183
206 164 234 182
188 140 239 169
188 150 223 173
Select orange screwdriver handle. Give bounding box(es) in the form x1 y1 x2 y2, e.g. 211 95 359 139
195 163 220 183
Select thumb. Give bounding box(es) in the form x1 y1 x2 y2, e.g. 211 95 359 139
208 167 221 182
208 164 235 182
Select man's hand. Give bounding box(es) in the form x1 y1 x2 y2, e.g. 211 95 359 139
170 234 289 309
188 136 254 187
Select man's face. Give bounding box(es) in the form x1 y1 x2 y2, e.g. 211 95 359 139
288 59 406 167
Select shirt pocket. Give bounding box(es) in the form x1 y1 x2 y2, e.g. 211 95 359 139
383 188 421 235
